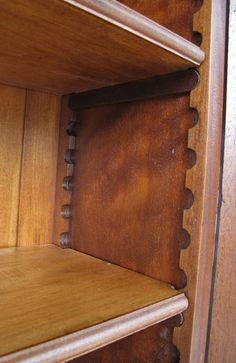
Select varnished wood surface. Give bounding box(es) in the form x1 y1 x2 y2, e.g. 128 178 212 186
68 2 202 362
73 323 180 363
0 245 188 362
208 1 236 361
69 69 200 110
173 0 227 362
0 0 204 94
71 95 195 289
0 85 25 247
17 91 60 246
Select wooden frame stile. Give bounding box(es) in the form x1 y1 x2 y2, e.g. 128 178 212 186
173 0 227 362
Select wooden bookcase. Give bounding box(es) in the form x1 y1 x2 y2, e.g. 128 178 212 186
0 1 227 362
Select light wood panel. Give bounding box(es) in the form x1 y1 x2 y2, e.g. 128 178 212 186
173 0 227 362
0 0 204 94
208 1 236 361
0 84 26 247
17 91 60 246
0 245 188 362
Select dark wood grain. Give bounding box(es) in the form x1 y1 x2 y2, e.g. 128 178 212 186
69 69 200 110
208 1 236 361
71 94 194 289
0 0 204 94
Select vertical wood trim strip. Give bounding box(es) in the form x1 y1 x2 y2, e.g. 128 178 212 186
0 84 26 247
173 1 227 362
17 91 61 246
207 0 236 361
52 96 74 245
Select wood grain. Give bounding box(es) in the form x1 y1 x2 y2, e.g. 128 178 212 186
0 0 204 94
17 91 60 246
71 95 194 289
68 2 202 362
208 1 236 361
0 84 26 247
173 0 227 362
0 245 188 362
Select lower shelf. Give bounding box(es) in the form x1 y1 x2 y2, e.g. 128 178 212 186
0 245 188 363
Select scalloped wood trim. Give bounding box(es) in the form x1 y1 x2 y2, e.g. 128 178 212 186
173 1 227 362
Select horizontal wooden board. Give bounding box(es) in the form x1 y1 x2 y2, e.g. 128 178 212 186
0 0 204 94
0 245 188 362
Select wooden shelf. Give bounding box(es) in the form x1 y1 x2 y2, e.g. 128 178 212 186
0 245 188 362
0 0 204 94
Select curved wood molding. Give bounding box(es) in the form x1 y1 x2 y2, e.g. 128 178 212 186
65 0 205 65
174 0 227 362
1 295 188 363
0 0 204 94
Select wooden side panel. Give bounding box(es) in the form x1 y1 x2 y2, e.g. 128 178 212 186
208 1 236 361
0 84 26 247
71 95 194 289
17 91 60 246
174 1 227 362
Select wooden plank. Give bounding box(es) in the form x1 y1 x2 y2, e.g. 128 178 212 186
0 0 204 94
173 0 227 362
69 69 200 110
17 91 60 246
0 245 188 362
207 1 236 361
0 84 26 247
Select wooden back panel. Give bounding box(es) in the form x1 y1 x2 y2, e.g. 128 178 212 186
0 84 60 247
0 84 25 247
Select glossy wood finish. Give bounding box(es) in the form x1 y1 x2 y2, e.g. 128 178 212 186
208 1 236 361
0 245 187 362
17 92 60 246
73 323 180 363
71 95 195 289
173 1 227 361
69 69 200 110
0 0 204 94
0 85 25 247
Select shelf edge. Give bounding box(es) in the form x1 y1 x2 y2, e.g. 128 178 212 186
64 0 205 66
0 294 188 363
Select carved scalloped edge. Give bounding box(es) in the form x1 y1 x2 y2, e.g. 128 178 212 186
58 112 78 248
174 0 227 360
177 0 209 291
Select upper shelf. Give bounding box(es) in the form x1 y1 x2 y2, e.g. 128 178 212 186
0 0 204 94
0 245 188 363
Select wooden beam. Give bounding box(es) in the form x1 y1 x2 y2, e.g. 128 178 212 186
69 69 200 110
